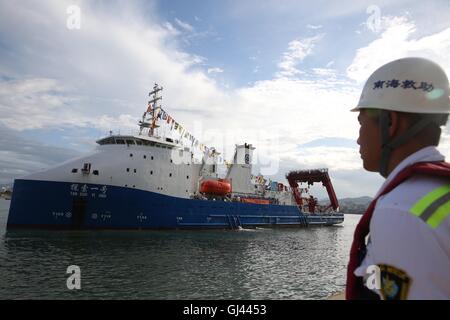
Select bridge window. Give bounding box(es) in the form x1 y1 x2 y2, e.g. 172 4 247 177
93 170 99 175
116 139 125 144
126 140 135 145
71 168 78 173
98 137 115 145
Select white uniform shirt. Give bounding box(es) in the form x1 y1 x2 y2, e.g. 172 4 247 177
354 146 450 300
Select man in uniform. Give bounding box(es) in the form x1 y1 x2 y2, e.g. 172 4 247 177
346 57 450 300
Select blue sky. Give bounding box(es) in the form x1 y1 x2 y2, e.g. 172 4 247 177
0 0 449 198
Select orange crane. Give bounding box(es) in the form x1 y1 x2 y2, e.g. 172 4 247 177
286 169 339 212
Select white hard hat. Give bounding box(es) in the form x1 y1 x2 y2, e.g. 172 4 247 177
352 57 450 114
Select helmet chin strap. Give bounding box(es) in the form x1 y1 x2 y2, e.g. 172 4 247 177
379 111 437 178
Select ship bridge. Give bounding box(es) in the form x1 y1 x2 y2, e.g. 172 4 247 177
96 134 184 150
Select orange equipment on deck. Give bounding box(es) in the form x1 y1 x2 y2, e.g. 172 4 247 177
200 179 232 196
241 198 270 204
286 169 339 212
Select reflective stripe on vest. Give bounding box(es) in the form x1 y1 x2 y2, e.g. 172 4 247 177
411 184 450 229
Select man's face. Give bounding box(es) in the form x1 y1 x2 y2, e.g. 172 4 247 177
357 110 381 172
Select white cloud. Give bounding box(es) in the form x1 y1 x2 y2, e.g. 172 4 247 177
312 68 337 78
0 3 448 197
277 35 323 78
0 0 224 131
164 22 180 36
0 2 366 195
207 67 224 74
174 18 194 32
0 78 79 129
307 24 323 30
231 77 360 146
0 125 81 184
347 16 450 82
345 14 450 160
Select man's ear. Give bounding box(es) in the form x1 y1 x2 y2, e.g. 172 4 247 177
388 111 400 137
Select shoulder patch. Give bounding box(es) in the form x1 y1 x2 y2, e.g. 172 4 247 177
410 184 450 229
378 264 412 300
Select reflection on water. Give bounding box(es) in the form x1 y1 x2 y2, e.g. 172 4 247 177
0 199 360 299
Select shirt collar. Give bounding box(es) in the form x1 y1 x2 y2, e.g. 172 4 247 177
376 146 446 197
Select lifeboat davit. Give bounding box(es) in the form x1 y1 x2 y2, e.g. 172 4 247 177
200 179 232 196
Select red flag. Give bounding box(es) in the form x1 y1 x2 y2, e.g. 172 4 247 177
146 102 152 113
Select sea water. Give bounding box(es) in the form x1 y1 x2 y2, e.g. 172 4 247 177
0 199 360 299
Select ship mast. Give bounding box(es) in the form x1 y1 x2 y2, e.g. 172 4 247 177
139 83 163 137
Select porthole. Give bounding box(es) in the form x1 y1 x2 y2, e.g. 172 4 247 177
126 168 130 172
143 155 147 159
134 169 137 173
130 153 133 157
150 171 153 175
169 173 172 177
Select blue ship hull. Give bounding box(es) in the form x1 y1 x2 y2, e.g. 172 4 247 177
7 179 344 230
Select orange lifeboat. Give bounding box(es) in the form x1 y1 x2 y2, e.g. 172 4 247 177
200 179 232 196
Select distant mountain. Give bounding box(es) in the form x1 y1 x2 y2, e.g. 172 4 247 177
339 196 372 214
339 196 372 205
319 196 372 215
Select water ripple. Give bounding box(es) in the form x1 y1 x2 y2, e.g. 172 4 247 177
0 199 360 299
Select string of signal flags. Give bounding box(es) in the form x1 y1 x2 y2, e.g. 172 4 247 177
144 101 232 167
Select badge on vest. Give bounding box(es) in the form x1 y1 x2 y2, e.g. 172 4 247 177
379 264 412 300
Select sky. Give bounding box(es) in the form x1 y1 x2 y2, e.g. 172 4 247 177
0 0 449 198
